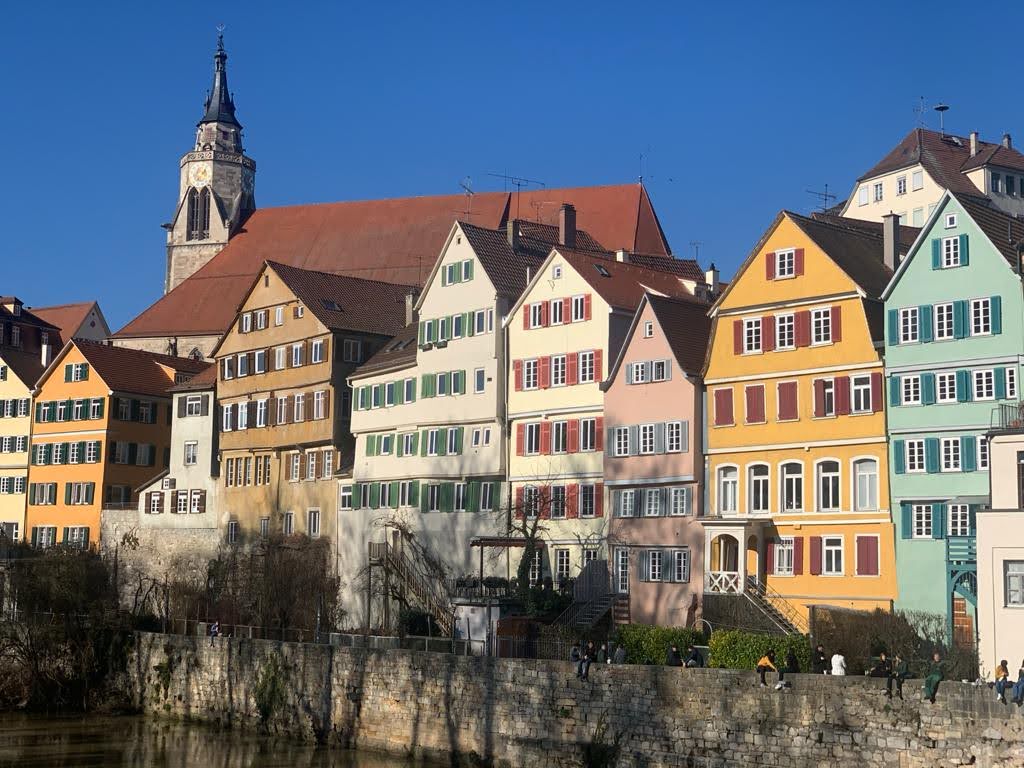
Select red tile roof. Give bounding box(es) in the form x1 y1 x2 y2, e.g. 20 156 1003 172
351 324 418 378
555 247 703 312
72 341 210 397
647 294 713 376
168 363 217 393
114 184 670 339
30 302 100 340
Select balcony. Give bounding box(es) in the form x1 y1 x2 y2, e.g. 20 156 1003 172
947 536 977 564
992 401 1024 431
705 571 741 594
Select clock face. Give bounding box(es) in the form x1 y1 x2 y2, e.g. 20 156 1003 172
189 165 210 185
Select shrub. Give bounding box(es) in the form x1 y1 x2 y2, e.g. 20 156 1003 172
708 629 811 671
613 624 705 665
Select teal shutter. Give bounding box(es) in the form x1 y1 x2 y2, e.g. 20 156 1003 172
409 481 420 507
96 398 104 418
892 439 905 474
80 363 89 381
961 436 977 472
919 305 933 342
455 370 465 395
64 364 72 383
925 438 940 473
956 370 971 402
64 484 72 504
454 427 464 455
465 260 474 280
31 525 39 546
887 310 899 345
969 505 978 536
367 435 377 457
932 504 946 539
996 367 1007 399
991 295 1002 335
931 238 941 269
922 373 936 405
390 481 399 509
889 376 901 407
959 233 969 266
441 482 454 513
85 483 94 504
953 301 968 339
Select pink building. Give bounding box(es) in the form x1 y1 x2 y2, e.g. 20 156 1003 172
603 293 711 627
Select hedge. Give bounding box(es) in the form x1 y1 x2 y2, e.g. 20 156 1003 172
708 629 811 671
613 624 705 665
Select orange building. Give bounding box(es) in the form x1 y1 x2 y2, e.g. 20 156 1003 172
25 341 207 547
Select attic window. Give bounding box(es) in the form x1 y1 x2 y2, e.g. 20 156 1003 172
552 265 563 279
944 213 957 229
322 299 342 312
594 264 611 277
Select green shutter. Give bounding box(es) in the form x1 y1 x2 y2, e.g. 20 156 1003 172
467 480 480 513
80 363 89 381
900 503 912 539
919 305 933 342
64 484 72 505
996 367 1007 399
956 370 971 402
420 484 429 513
932 503 946 540
396 434 404 458
925 438 940 473
95 398 105 418
409 379 416 403
931 238 942 269
85 483 94 504
441 482 454 513
91 441 101 462
64 364 72 382
409 481 420 507
454 426 464 455
367 435 377 457
421 374 432 398
369 482 381 509
396 380 405 405
62 527 70 543
953 301 968 339
390 481 399 509
886 310 898 346
418 321 426 347
889 376 901 407
921 373 936 405
991 295 1003 335
411 432 419 456
420 430 428 457
465 260 474 280
959 233 969 266
961 436 977 472
892 440 905 474
438 427 448 456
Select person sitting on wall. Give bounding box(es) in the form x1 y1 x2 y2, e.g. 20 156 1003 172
570 641 582 678
684 645 704 668
831 649 847 676
612 644 627 665
666 644 683 667
870 651 893 680
1010 660 1024 705
580 641 595 681
995 660 1010 704
785 648 799 676
757 650 785 690
811 644 829 675
922 651 945 704
887 653 909 699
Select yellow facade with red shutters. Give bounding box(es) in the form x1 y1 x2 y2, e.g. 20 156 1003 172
703 212 897 620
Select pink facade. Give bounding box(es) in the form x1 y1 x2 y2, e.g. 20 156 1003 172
604 295 708 627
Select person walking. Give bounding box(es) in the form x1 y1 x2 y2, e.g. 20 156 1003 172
995 660 1010 703
666 644 683 667
684 645 704 668
811 644 829 674
209 620 219 647
888 653 909 699
757 650 785 690
831 649 847 676
922 651 945 703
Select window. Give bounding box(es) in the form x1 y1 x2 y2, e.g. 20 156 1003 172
912 208 924 226
241 312 253 333
771 248 795 278
236 353 249 378
775 314 794 350
273 306 284 326
904 439 925 473
978 436 989 470
632 362 648 384
948 504 970 537
276 397 288 424
523 359 539 390
902 375 921 405
446 429 458 455
522 486 539 518
293 393 305 422
941 437 961 471
774 538 795 576
896 176 906 196
857 186 868 206
614 427 629 457
851 375 872 413
306 509 321 538
912 504 932 538
529 303 543 328
646 550 663 581
474 310 487 335
480 483 494 512
474 368 486 393
305 452 317 481
853 458 878 511
639 424 655 454
718 467 737 514
811 308 832 345
974 370 995 400
749 465 769 514
550 486 566 519
1006 562 1024 606
236 402 248 430
175 491 189 514
666 421 683 453
936 372 956 403
1008 368 1018 399
10 327 19 347
941 236 961 268
529 550 542 585
291 343 304 367
579 484 596 518
781 462 803 512
816 461 840 512
579 418 596 451
911 170 923 191
899 307 919 344
550 299 564 325
819 379 836 417
931 302 954 341
571 295 586 322
617 489 636 518
403 432 416 455
971 298 991 336
289 453 300 481
221 405 233 432
743 318 762 353
307 339 324 364
644 487 661 517
184 441 198 466
872 182 883 202
452 315 464 339
552 421 568 454
524 423 540 455
643 320 653 338
550 355 566 387
670 487 689 516
652 360 668 381
578 351 595 383
823 536 843 575
283 512 294 536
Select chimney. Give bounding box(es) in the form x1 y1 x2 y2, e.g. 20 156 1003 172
1004 133 1013 150
615 249 630 263
405 291 419 327
882 212 900 271
506 220 519 251
40 333 51 367
705 263 720 294
559 203 576 248
970 131 979 157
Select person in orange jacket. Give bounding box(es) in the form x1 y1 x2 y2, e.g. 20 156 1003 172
757 649 785 690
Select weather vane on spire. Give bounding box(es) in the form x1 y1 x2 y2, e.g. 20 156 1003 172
216 23 225 49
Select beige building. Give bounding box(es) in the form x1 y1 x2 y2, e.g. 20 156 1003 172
213 261 411 553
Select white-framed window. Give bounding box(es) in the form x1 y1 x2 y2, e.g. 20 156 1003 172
666 421 683 453
293 393 305 422
617 489 636 518
554 549 570 581
899 307 919 344
913 504 932 538
632 362 648 383
1008 368 1018 399
652 360 668 381
176 491 189 514
614 427 629 457
522 485 539 518
823 536 843 575
780 462 803 512
552 421 568 454
579 484 596 518
571 295 586 322
974 369 995 400
290 453 301 481
948 504 970 537
811 308 832 345
185 395 203 417
446 429 458 455
276 397 288 424
529 303 544 329
873 182 883 202
339 486 353 511
579 418 596 451
911 170 924 190
749 464 769 514
528 549 542 584
978 436 990 470
452 483 467 513
775 313 794 350
772 537 794 576
937 372 957 403
639 423 655 454
149 492 161 514
853 458 878 511
816 460 840 512
578 351 595 383
283 511 295 535
941 236 961 268
971 298 991 336
775 249 795 278
222 405 233 432
256 398 268 427
857 185 869 206
314 390 327 419
474 368 486 393
292 343 304 367
523 359 539 390
274 306 284 326
550 299 564 325
551 355 566 387
311 339 325 364
189 489 203 513
306 452 317 481
275 347 286 370
905 439 925 473
670 487 689 516
644 487 661 517
427 429 440 456
643 320 653 338
255 309 267 330
934 303 954 340
743 317 762 354
902 375 921 405
896 176 907 196
436 373 449 397
550 485 566 519
523 423 540 455
647 550 663 581
818 378 836 417
615 548 629 593
184 441 198 466
718 466 737 514
452 315 464 339
241 312 252 333
1005 561 1024 606
480 483 494 512
237 354 249 377
941 437 961 471
851 375 872 413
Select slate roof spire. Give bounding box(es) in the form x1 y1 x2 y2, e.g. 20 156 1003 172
200 32 241 128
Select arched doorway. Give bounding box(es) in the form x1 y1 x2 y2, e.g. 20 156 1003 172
708 534 740 593
746 535 760 587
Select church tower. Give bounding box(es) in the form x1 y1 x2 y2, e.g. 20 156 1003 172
164 34 256 294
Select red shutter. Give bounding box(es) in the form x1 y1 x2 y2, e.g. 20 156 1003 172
595 416 604 450
516 423 525 456
745 385 765 424
793 537 804 575
765 252 776 280
714 389 734 426
794 248 805 276
540 421 552 454
831 305 842 342
513 359 523 391
594 483 604 517
515 486 525 518
541 302 549 327
812 379 824 418
809 536 822 575
594 349 603 381
763 316 775 352
567 353 578 385
856 537 869 576
766 540 775 575
733 319 743 354
563 297 571 321
539 486 551 519
567 419 580 453
871 372 883 413
795 311 811 347
522 306 530 330
566 484 579 518
778 381 798 421
539 356 551 389
584 294 592 320
836 376 851 416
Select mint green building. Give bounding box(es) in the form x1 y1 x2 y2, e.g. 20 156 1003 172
883 191 1024 644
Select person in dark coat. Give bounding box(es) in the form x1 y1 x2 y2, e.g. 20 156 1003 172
666 644 683 667
1010 660 1024 705
570 642 582 678
580 641 595 680
870 651 893 679
597 643 608 664
785 648 799 674
888 653 909 699
922 652 945 703
811 644 828 674
612 644 627 665
684 645 704 668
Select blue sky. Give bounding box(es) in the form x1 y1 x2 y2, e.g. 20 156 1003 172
3 1 1023 331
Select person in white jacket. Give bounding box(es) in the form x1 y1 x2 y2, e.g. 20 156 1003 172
831 650 847 676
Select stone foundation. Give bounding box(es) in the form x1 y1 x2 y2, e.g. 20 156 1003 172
128 632 1024 767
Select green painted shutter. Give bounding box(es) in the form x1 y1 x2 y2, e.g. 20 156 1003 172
367 435 377 457
390 481 399 509
959 234 969 266
969 505 978 536
420 484 429 513
30 525 38 547
919 305 933 342
991 295 1002 335
441 482 454 513
64 364 72 382
409 379 416 403
420 430 428 457
921 373 936 405
889 376 901 407
411 432 419 456
409 481 420 507
925 438 940 473
996 367 1007 399
892 439 905 474
421 374 432 398
396 381 405 405
956 370 971 402
95 398 105 418
418 321 426 347
467 480 480 513
953 300 968 339
35 403 42 422
62 527 70 543
931 238 941 269
932 504 946 540
466 260 474 279
887 310 898 345
64 484 72 505
961 436 977 472
900 503 912 539
455 427 464 455
80 363 89 380
438 427 448 456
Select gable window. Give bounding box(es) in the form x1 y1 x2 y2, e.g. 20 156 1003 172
899 307 919 344
941 437 961 471
550 299 564 325
652 360 668 381
937 372 957 403
749 465 769 514
902 375 921 405
851 375 872 413
934 303 954 340
529 303 544 329
974 369 995 400
775 249 795 278
942 236 961 268
571 295 587 322
970 298 991 336
523 360 539 390
274 306 284 326
896 176 907 196
241 312 253 333
780 462 803 512
643 321 653 338
632 362 648 384
811 308 832 345
743 318 761 354
817 460 840 512
718 467 738 514
823 537 843 575
911 170 924 190
775 314 794 350
255 310 267 330
872 182 883 202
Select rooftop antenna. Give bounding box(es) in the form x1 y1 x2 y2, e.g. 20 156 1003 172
913 96 927 127
458 176 474 221
934 103 950 135
689 240 703 261
487 172 545 219
806 184 837 212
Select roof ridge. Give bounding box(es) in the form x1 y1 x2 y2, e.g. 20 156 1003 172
267 260 418 291
784 209 885 240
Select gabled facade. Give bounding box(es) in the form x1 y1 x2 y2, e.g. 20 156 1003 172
213 262 411 551
603 294 710 627
26 341 206 548
703 212 897 620
31 301 111 343
883 192 1024 643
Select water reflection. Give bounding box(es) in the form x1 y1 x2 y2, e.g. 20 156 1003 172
0 714 437 768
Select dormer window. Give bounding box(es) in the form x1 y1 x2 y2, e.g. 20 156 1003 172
11 304 20 317
992 172 1003 195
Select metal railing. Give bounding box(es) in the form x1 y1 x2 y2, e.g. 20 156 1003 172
445 577 516 600
992 401 1024 431
745 576 809 635
368 541 454 635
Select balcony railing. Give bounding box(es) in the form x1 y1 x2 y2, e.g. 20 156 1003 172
947 536 977 564
705 570 741 594
992 401 1024 431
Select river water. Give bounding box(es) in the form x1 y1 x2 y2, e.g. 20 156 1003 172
0 714 439 768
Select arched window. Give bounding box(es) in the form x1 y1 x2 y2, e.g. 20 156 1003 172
781 462 803 512
748 465 769 515
816 460 840 511
186 186 211 241
185 187 199 241
853 458 878 511
198 187 211 239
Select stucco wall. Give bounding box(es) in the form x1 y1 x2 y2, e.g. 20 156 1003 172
977 507 1024 678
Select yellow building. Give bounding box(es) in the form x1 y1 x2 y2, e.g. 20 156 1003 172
703 212 900 622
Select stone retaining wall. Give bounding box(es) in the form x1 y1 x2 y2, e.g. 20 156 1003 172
127 632 1024 767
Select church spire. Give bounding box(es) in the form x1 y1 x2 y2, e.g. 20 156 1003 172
199 32 241 129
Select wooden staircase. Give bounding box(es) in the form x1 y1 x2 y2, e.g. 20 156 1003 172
368 541 454 636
